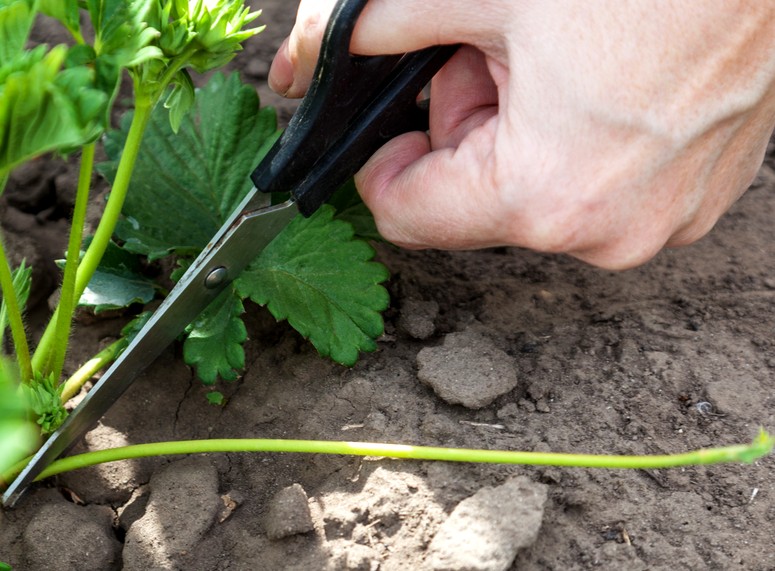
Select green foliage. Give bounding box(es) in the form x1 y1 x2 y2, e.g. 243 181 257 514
22 372 67 434
0 0 37 63
183 289 246 384
132 0 262 125
206 391 224 405
77 241 156 312
101 72 389 384
39 0 81 37
84 0 161 120
237 206 390 366
0 358 37 475
328 179 382 242
100 72 279 259
0 260 31 346
0 45 109 174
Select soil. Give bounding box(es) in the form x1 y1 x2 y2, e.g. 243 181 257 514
2 3 775 570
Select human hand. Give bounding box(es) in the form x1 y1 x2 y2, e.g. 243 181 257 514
269 0 775 269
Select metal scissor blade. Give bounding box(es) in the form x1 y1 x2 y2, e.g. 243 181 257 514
2 193 298 507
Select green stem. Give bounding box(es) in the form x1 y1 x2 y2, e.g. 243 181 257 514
49 144 96 380
32 100 154 375
59 337 126 403
0 234 31 381
3 431 771 485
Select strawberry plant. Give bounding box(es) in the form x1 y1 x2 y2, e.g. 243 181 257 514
0 0 388 477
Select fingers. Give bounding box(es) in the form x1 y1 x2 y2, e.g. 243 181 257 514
269 0 510 97
268 0 337 97
428 47 500 150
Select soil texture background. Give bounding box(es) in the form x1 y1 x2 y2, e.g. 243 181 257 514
2 3 775 570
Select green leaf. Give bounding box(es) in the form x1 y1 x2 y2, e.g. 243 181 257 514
121 310 152 340
86 0 158 121
0 260 31 347
0 0 37 63
164 69 195 133
77 240 156 312
100 72 278 259
143 0 262 74
0 46 108 173
328 179 382 242
0 358 37 475
237 206 390 366
22 371 67 435
183 287 246 384
40 0 81 37
206 390 224 406
87 0 156 63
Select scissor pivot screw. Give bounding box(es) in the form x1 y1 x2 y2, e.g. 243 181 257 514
204 267 228 289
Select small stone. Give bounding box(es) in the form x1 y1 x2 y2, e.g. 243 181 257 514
518 398 536 413
417 331 519 409
398 298 439 340
426 476 548 571
266 483 315 539
330 541 381 571
535 398 551 413
496 402 519 419
23 500 120 571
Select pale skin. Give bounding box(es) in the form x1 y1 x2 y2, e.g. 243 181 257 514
269 0 775 269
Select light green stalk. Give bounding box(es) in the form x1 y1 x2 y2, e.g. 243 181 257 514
32 99 154 375
59 337 125 403
48 143 96 379
2 430 770 486
0 235 31 381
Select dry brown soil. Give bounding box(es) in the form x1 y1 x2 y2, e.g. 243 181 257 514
1 2 774 570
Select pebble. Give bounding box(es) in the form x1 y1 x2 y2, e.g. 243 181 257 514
265 483 315 539
23 500 120 571
398 298 440 340
329 541 381 571
122 457 221 570
417 331 519 409
426 476 548 571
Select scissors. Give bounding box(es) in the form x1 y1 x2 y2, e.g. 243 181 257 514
2 0 456 507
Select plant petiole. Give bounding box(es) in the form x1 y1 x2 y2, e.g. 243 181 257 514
0 236 32 381
2 430 771 486
59 337 126 403
32 101 154 375
49 143 97 380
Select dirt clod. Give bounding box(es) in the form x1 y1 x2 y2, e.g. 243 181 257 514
398 298 440 340
122 457 220 571
265 483 315 540
22 500 120 571
417 330 519 409
426 476 548 571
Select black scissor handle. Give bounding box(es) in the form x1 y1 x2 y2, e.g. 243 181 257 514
250 0 457 216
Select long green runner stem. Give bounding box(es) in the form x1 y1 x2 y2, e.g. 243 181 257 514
2 431 770 487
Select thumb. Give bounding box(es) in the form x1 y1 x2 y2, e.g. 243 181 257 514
356 124 508 250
